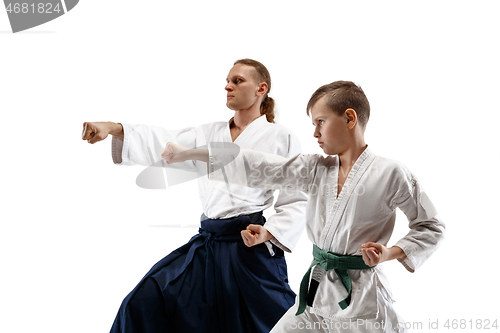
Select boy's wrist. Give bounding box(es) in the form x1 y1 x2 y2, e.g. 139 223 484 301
387 246 405 262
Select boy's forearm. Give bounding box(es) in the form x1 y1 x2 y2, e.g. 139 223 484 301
190 149 209 163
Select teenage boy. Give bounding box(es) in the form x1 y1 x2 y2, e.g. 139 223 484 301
163 81 445 333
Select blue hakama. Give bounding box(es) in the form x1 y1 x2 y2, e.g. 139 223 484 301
110 212 295 333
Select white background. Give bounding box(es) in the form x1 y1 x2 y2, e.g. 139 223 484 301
1 1 499 332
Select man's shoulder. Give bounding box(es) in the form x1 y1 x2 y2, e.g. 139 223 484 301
262 120 293 132
258 121 300 144
199 120 228 129
196 121 228 137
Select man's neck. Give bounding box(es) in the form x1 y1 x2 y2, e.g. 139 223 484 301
231 109 262 130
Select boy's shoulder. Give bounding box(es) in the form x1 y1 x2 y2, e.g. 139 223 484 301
372 154 417 189
373 154 411 172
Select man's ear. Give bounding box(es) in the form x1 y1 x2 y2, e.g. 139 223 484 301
345 108 358 129
256 82 268 97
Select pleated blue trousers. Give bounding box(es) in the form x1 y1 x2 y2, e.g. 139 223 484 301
110 212 295 333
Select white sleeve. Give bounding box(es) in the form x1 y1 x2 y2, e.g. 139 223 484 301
208 140 317 252
391 170 446 272
111 123 197 171
264 134 308 253
208 143 314 193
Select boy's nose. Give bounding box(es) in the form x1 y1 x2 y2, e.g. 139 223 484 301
313 129 320 138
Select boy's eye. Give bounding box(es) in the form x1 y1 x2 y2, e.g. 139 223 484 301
319 120 324 124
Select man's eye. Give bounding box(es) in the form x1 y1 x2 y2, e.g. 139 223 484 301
235 79 242 84
319 120 324 124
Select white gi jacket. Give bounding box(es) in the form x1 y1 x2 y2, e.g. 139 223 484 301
208 145 445 321
111 115 308 252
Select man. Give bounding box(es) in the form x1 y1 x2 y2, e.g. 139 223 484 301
82 59 307 333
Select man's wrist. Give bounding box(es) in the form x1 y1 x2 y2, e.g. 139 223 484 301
108 122 124 140
262 227 275 243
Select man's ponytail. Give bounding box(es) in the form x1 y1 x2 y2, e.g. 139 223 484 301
260 96 275 123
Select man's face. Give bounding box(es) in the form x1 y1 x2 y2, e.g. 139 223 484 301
310 96 350 156
225 64 260 111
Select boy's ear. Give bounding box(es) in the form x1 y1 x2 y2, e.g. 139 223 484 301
345 108 358 129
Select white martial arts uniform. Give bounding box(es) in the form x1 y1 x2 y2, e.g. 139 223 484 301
111 115 307 252
207 145 446 333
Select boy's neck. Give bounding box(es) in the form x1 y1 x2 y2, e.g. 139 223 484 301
338 137 368 171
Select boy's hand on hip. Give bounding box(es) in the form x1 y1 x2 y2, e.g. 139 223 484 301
361 242 386 266
361 242 405 267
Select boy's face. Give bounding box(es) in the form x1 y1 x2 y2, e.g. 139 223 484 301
310 96 350 155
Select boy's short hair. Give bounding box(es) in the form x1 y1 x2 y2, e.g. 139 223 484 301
307 81 370 128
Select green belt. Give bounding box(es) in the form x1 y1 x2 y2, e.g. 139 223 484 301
296 244 375 316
